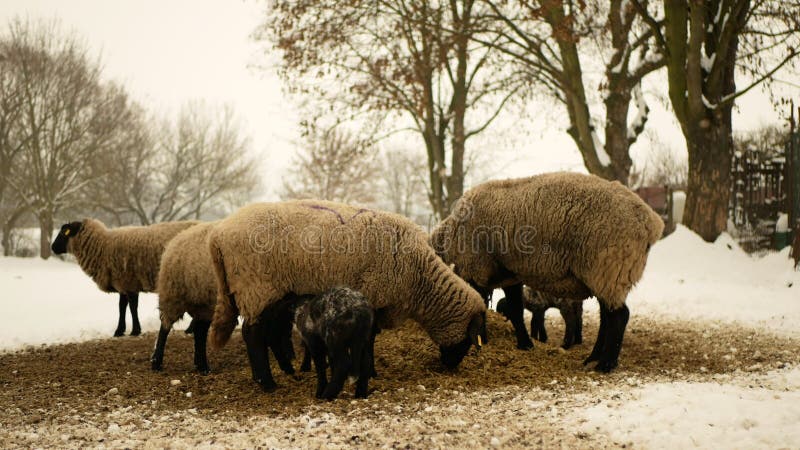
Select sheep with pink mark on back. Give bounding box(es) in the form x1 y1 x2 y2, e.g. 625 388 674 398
206 199 486 392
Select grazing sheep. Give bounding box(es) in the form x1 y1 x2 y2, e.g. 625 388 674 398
295 286 374 400
150 222 297 380
207 200 486 391
50 219 199 337
431 172 663 372
496 287 584 349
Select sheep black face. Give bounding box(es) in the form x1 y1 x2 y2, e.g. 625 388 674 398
439 313 484 369
51 221 83 254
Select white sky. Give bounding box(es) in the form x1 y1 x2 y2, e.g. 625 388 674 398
1 0 795 199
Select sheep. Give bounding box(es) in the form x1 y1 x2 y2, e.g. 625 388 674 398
430 172 663 372
150 221 298 380
295 286 374 400
496 287 584 349
207 200 486 392
50 219 199 337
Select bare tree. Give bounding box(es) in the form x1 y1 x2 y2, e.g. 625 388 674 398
91 102 260 225
262 0 521 219
2 18 131 258
380 147 430 219
633 0 800 240
733 124 790 159
281 128 380 204
629 131 688 189
483 0 666 184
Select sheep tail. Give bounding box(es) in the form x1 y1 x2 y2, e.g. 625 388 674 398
208 235 239 349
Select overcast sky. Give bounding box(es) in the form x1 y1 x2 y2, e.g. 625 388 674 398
1 0 795 199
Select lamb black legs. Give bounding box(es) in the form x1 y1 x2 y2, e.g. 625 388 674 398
561 302 583 349
530 308 548 343
584 302 629 373
114 292 141 337
502 283 534 350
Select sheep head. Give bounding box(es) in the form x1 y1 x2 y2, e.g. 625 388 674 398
439 312 485 369
51 221 84 254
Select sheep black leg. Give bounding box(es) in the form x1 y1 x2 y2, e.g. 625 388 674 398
561 305 583 349
502 284 534 350
308 339 328 398
355 336 373 399
242 320 278 392
184 320 195 335
128 292 141 336
531 308 548 343
575 302 584 345
594 304 629 373
584 303 609 366
192 319 211 375
150 326 170 371
114 294 128 337
300 342 312 372
321 346 349 400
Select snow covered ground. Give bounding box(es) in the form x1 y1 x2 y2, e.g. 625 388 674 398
630 225 800 338
0 257 173 350
1 225 798 449
578 368 800 449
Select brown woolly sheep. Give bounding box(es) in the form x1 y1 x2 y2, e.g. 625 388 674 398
150 222 297 380
51 219 199 337
207 200 486 392
430 172 663 372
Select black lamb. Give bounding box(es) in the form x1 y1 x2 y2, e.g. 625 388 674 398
496 286 584 349
295 287 374 400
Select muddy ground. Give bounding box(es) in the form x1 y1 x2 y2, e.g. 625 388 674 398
1 311 798 449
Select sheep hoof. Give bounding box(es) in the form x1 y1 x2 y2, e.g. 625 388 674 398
151 362 163 372
594 359 618 373
113 329 125 337
196 366 210 376
258 381 278 393
583 354 599 366
291 374 302 381
516 339 534 350
130 329 141 337
561 342 573 350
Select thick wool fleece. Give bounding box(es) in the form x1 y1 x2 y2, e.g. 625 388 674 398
157 222 219 328
431 172 664 308
208 200 486 349
67 219 200 294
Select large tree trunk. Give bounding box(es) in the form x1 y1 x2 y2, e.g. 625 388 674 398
682 125 732 241
38 210 53 259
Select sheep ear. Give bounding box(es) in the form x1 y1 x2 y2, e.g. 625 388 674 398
449 263 456 271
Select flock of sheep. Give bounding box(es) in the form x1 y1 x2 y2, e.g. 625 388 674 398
50 172 663 400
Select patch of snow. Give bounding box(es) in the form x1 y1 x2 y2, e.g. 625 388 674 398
630 225 800 338
701 94 717 109
776 213 789 232
701 50 716 72
589 119 611 167
619 0 630 25
0 257 170 351
579 368 800 449
627 84 649 140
